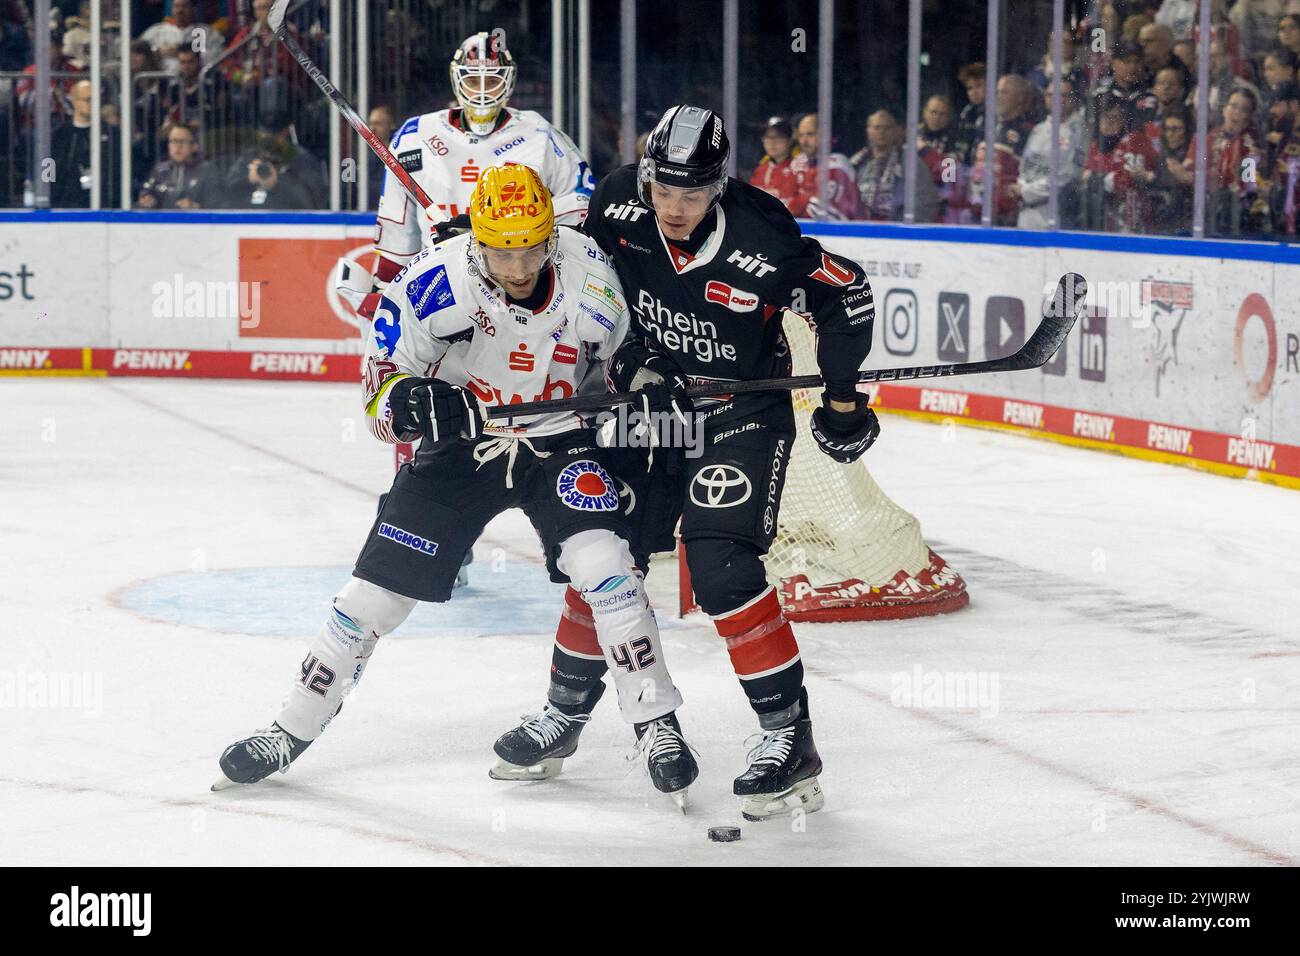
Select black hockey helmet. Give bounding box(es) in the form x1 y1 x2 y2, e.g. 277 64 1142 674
637 105 730 207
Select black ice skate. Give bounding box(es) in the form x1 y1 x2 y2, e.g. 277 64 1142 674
734 690 824 821
490 682 606 781
630 711 699 811
212 723 312 791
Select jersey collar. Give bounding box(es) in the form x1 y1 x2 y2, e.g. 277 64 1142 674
657 206 727 275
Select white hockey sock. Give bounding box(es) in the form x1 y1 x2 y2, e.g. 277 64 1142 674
557 529 683 724
276 576 417 741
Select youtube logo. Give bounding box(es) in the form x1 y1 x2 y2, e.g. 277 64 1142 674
984 296 1025 360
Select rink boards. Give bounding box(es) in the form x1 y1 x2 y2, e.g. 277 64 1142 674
1 212 1297 487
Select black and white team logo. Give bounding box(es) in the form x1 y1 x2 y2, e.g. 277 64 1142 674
689 465 752 508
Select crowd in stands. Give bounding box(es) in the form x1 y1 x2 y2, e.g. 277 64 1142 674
8 0 1300 239
746 0 1300 239
2 0 345 209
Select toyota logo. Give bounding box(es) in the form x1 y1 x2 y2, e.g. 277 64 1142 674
689 465 752 508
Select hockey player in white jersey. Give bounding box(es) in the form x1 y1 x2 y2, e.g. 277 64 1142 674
370 30 595 293
215 165 697 804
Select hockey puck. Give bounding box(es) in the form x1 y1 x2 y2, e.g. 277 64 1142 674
707 826 741 843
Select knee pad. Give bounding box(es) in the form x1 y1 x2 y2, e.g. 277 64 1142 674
684 536 769 616
333 576 418 639
556 529 639 600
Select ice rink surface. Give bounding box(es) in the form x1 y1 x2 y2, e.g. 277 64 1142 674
3 378 1297 866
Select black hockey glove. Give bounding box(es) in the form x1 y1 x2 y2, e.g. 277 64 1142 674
810 393 879 464
607 344 694 426
387 377 484 443
432 213 471 245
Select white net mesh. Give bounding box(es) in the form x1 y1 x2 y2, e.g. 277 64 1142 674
764 312 931 589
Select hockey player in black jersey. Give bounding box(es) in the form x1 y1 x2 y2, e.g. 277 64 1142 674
492 105 877 820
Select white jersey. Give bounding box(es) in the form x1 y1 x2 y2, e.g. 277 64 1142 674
364 228 629 441
374 108 595 277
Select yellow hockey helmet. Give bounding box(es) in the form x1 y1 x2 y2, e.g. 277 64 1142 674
468 164 556 249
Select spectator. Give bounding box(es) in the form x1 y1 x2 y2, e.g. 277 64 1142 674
967 140 1019 226
995 74 1035 156
366 104 397 208
1262 79 1300 174
137 121 221 208
17 30 79 128
0 0 32 72
142 0 226 68
1121 13 1155 48
788 112 860 220
1027 30 1082 93
130 40 167 167
48 79 120 208
1190 87 1266 234
1092 42 1148 124
954 61 986 165
749 115 800 211
917 94 954 154
1262 46 1298 100
1146 109 1195 233
1192 37 1262 116
850 109 938 222
1013 76 1086 229
162 45 228 133
1231 1 1284 61
1266 109 1300 235
222 0 298 127
1082 95 1157 232
1173 38 1197 73
223 111 322 209
1279 14 1300 59
1138 64 1192 143
1139 22 1186 86
1155 0 1199 40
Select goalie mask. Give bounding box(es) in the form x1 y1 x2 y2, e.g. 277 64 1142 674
450 32 517 136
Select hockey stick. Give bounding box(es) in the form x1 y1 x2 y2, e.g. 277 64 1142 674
267 0 434 211
486 272 1087 421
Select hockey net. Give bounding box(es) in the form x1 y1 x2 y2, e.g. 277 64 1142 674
679 312 969 622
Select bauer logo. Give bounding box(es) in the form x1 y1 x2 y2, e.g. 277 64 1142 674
377 523 439 556
556 460 621 511
936 292 969 362
882 288 918 355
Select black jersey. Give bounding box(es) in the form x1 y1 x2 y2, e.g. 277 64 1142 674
582 165 875 402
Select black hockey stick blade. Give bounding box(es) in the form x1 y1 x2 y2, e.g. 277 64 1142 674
485 273 1087 421
1015 272 1087 369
